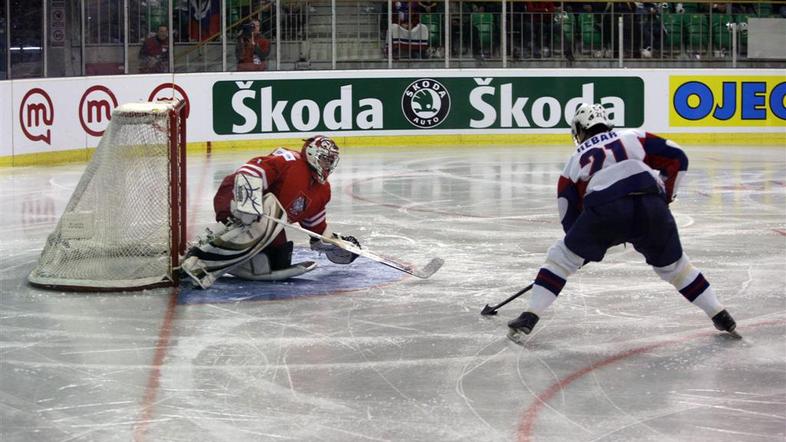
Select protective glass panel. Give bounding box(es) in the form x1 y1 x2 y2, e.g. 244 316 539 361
43 0 81 77
82 0 125 75
9 0 43 78
130 0 171 74
233 1 274 72
1 1 7 79
175 0 223 72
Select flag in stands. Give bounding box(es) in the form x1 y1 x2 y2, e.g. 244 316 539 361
189 0 221 41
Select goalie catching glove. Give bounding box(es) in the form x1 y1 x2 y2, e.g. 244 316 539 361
310 233 361 264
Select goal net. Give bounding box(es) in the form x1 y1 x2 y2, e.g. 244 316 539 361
28 100 187 291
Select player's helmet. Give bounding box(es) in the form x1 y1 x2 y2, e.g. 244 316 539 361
302 136 340 184
570 103 612 145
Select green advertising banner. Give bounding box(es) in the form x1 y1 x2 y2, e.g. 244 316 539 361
212 76 644 134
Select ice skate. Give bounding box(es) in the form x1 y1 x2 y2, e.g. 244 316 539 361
712 309 741 338
507 312 540 344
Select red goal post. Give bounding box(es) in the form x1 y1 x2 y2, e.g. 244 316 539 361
28 100 187 291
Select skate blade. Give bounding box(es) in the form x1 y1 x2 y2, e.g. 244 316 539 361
727 330 742 339
507 328 529 345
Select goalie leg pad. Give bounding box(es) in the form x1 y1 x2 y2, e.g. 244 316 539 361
182 194 286 288
231 259 317 281
228 253 272 278
227 241 294 278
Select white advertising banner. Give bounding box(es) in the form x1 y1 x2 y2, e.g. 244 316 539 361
1 69 784 162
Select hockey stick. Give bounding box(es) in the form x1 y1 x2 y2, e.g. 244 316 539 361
480 283 534 316
260 213 444 279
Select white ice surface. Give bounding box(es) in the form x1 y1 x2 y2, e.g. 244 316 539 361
1 145 784 442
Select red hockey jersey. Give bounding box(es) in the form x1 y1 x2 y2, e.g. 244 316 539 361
214 148 331 236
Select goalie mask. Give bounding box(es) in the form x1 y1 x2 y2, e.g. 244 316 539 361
302 136 340 184
570 103 612 145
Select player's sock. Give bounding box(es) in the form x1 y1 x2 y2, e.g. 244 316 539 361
691 287 724 318
527 285 558 316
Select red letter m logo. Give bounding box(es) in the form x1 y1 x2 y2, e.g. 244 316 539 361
87 99 112 124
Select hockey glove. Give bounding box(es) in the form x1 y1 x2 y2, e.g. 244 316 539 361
310 234 361 264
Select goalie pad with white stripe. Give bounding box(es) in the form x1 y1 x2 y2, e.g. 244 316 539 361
182 192 286 288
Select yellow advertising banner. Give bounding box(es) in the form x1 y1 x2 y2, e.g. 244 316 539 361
669 76 786 127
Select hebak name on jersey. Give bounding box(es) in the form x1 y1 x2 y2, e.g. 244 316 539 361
469 80 628 129
228 81 383 133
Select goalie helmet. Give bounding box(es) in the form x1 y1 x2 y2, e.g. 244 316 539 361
570 103 612 145
302 136 340 184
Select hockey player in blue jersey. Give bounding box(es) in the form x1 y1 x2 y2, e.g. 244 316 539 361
507 103 738 341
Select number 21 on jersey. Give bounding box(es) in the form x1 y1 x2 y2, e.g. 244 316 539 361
579 140 629 175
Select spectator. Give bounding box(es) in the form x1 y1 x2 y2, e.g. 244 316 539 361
576 2 611 57
385 1 429 58
236 19 271 71
139 25 169 73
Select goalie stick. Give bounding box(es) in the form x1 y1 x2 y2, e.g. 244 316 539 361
261 213 443 279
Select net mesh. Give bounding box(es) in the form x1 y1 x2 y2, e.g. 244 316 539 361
29 103 182 290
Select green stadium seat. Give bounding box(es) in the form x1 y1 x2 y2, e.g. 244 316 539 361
686 13 707 50
579 14 601 50
661 13 685 49
419 13 443 47
471 13 494 53
711 14 734 49
559 13 575 44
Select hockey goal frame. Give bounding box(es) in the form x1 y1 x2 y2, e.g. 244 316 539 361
28 99 187 292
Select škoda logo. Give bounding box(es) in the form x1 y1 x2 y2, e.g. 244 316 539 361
401 78 451 128
20 88 54 145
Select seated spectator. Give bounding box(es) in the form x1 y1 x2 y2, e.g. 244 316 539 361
385 1 430 58
139 25 169 73
236 19 271 71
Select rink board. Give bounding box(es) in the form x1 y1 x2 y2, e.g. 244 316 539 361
1 69 784 166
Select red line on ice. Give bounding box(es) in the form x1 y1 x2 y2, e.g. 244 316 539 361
133 155 210 441
133 289 179 442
